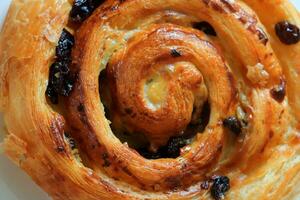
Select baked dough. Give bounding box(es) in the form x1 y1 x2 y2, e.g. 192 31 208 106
0 0 299 199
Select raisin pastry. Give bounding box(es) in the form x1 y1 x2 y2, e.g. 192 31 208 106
0 0 300 199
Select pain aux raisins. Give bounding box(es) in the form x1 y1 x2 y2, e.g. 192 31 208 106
210 176 230 200
275 21 300 45
70 0 105 23
46 29 75 104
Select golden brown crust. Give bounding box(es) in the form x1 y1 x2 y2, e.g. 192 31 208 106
0 0 300 199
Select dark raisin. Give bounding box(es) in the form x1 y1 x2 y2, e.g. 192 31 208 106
70 5 91 23
275 21 300 45
270 83 285 103
211 176 230 200
46 84 58 104
192 21 217 36
48 62 68 93
56 29 74 60
89 0 105 8
59 74 74 96
170 49 181 57
46 29 75 104
164 136 187 158
256 28 268 45
138 136 190 159
223 116 242 135
46 61 74 102
70 0 105 23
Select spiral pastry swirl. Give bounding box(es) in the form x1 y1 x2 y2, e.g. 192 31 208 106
0 0 300 199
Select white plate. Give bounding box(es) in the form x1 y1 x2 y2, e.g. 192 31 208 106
0 1 299 200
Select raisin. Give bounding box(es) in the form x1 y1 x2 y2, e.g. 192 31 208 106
223 116 242 135
56 29 74 60
137 136 188 159
60 74 74 96
270 83 285 103
46 29 75 104
164 136 187 158
70 0 105 23
70 5 91 23
46 61 74 100
170 49 181 57
192 21 217 36
211 176 230 200
89 0 105 8
275 21 300 45
48 62 68 92
46 84 58 104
